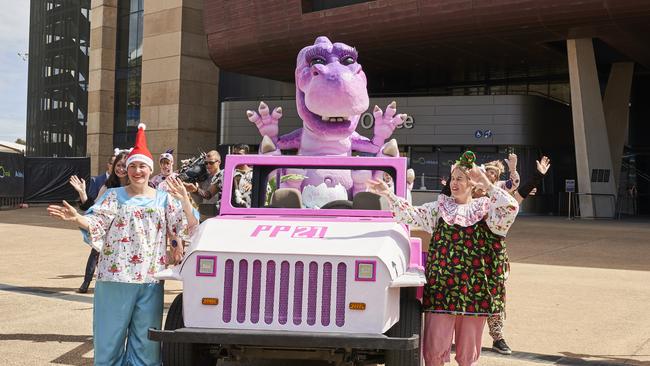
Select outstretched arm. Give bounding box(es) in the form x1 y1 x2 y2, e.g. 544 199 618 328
367 178 440 233
276 128 303 150
515 156 551 203
351 132 380 154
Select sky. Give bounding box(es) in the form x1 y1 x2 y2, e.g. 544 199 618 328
0 2 30 142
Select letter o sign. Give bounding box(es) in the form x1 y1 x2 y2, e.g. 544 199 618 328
360 112 374 129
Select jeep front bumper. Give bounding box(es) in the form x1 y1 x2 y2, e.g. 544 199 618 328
149 328 419 350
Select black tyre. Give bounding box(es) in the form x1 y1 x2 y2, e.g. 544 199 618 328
384 287 422 366
162 293 215 366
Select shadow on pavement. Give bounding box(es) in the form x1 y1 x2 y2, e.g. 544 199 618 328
482 347 650 365
0 333 93 366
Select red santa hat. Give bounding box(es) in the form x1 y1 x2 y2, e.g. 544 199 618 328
126 123 154 169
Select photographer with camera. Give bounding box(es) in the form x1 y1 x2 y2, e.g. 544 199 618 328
184 150 223 220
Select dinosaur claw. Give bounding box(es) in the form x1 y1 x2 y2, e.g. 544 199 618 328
261 135 277 154
382 139 399 157
259 101 268 110
389 101 396 109
373 105 381 112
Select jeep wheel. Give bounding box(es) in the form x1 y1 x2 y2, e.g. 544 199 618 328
162 293 215 366
384 287 422 366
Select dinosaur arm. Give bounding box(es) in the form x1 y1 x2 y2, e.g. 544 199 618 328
351 132 380 154
276 128 303 150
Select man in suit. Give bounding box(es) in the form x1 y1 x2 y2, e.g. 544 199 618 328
86 155 114 199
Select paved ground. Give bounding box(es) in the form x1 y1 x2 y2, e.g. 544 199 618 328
1 207 649 365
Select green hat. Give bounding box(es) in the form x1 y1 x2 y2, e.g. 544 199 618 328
453 150 476 171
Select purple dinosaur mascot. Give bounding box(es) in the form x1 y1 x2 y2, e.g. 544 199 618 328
247 36 406 208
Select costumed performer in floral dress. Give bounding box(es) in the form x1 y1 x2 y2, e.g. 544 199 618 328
368 151 519 366
48 123 198 366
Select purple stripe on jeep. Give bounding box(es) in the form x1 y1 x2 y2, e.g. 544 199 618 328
279 261 290 324
251 260 262 324
293 261 304 325
264 261 276 324
223 259 234 323
321 262 332 326
237 259 248 323
336 262 347 327
307 261 318 326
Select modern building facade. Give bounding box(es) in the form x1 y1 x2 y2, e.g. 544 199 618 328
204 0 650 216
86 0 219 175
28 0 649 215
26 0 91 157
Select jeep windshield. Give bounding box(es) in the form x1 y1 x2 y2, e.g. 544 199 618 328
218 155 407 218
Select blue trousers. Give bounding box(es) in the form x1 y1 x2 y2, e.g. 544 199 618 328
93 281 163 366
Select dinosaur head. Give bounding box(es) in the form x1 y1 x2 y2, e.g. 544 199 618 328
295 36 369 140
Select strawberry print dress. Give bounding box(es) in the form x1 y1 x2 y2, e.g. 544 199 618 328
389 186 519 316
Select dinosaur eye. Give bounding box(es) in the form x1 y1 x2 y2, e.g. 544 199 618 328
341 56 356 65
309 57 326 67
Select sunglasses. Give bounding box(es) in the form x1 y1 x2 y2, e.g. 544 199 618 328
205 160 220 165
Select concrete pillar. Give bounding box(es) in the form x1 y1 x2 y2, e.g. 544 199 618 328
567 38 617 218
603 62 634 188
140 0 219 173
87 0 117 175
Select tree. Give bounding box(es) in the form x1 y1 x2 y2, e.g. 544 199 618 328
14 138 26 145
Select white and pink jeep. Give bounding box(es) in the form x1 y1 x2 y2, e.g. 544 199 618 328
150 154 426 366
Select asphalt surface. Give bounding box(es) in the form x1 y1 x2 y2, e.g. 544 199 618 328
1 207 649 365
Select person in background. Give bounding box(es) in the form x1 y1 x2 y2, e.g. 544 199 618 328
186 150 223 219
406 168 415 204
69 150 128 293
232 144 253 208
48 123 197 365
150 149 177 188
368 151 520 366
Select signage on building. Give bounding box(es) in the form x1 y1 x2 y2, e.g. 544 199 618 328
474 129 493 139
565 179 576 193
360 112 414 130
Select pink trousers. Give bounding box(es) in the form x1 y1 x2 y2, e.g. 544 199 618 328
422 313 487 366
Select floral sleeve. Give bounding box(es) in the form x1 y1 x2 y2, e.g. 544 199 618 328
485 185 519 236
81 189 118 251
499 170 521 194
165 195 198 242
387 192 440 233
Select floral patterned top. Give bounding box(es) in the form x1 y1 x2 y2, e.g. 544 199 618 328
497 170 520 195
388 186 519 316
388 185 519 237
233 169 253 208
81 187 195 284
150 172 179 189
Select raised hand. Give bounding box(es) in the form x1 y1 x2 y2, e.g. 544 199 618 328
47 201 80 222
468 165 492 192
505 153 518 172
372 101 406 146
69 175 86 194
166 176 190 202
366 178 391 197
536 156 551 175
246 101 282 141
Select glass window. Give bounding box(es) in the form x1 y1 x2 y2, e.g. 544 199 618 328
113 0 144 148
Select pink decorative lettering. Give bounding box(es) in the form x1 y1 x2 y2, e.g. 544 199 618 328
270 225 292 237
251 225 272 237
252 225 329 239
